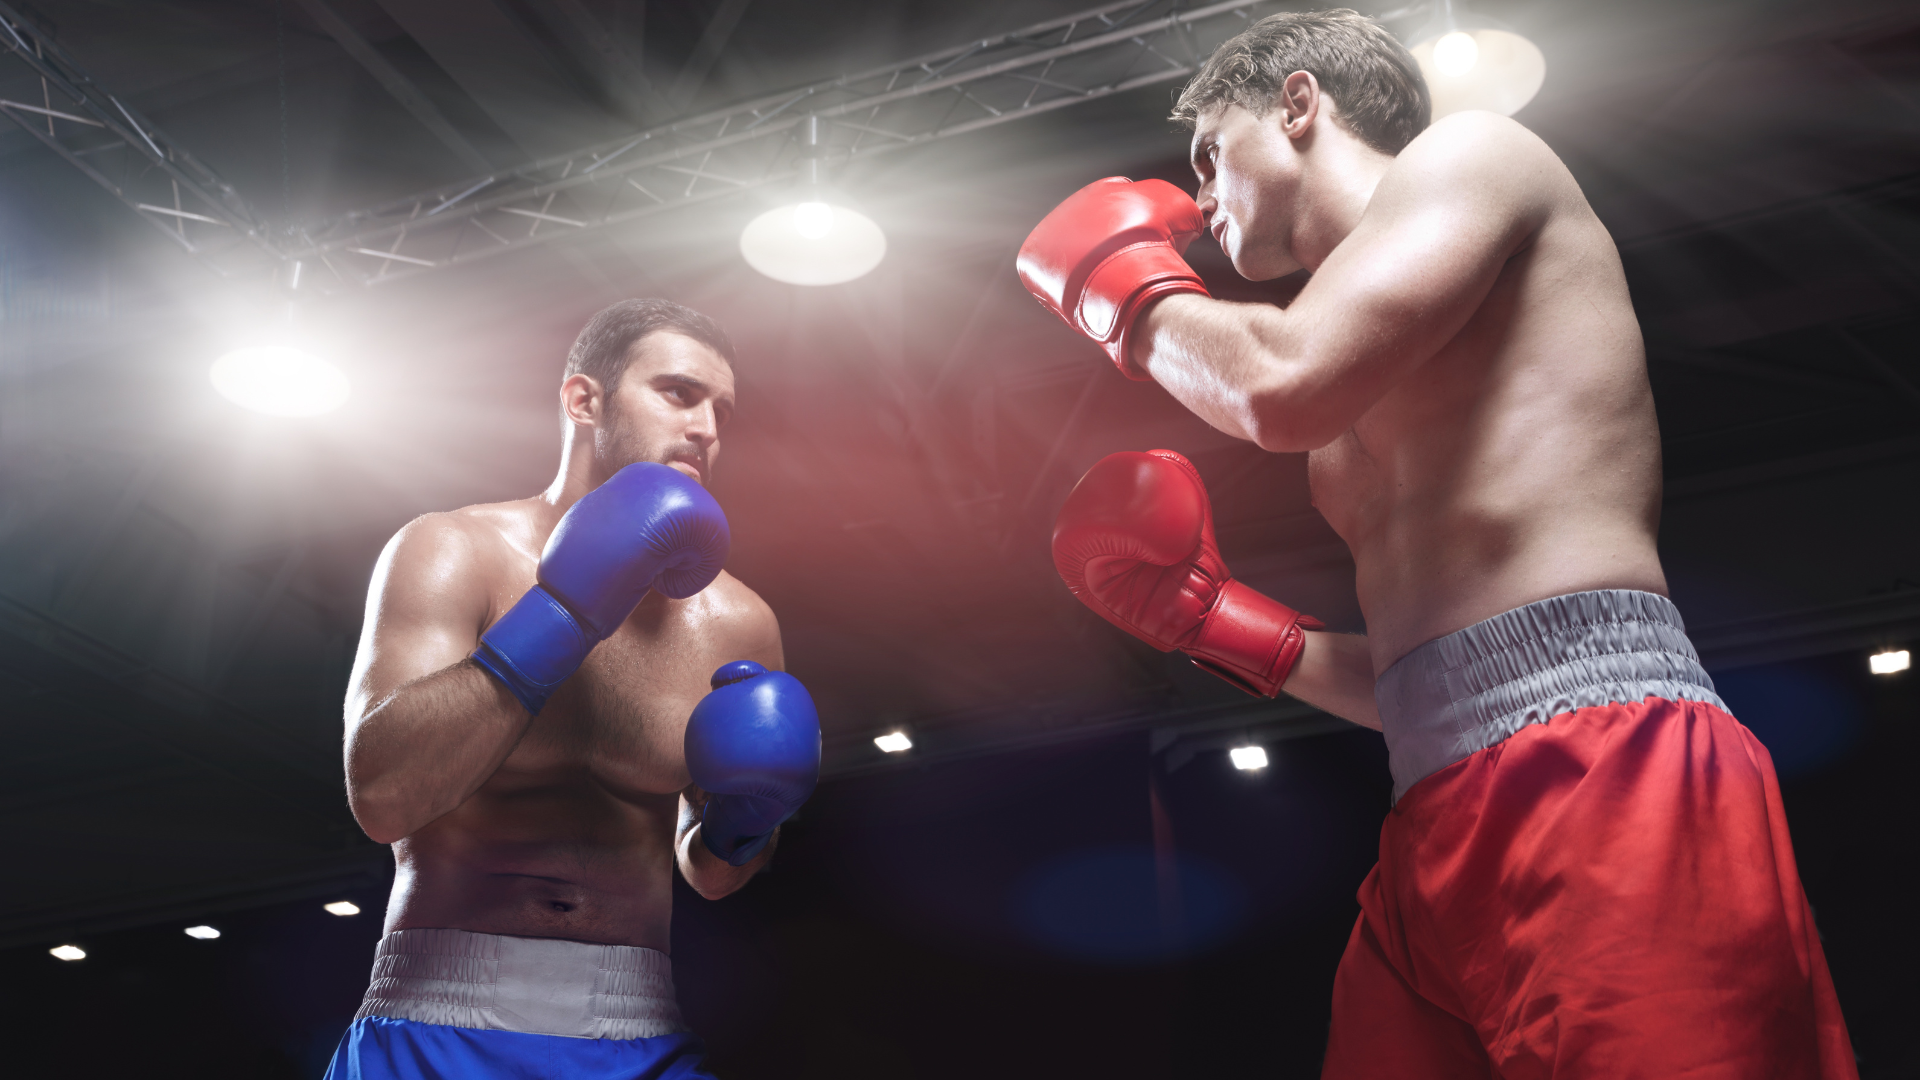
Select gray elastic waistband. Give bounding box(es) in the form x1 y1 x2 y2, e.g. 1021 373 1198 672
355 928 689 1040
1374 590 1725 805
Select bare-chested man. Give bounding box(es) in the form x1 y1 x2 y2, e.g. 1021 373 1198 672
1025 10 1855 1077
326 300 820 1079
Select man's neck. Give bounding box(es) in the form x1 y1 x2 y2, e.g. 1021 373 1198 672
1291 136 1394 271
544 430 601 512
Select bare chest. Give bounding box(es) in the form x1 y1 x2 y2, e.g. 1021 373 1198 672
1306 234 1638 541
492 595 720 798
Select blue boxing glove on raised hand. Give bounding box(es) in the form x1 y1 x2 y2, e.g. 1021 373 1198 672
473 463 730 714
685 661 821 867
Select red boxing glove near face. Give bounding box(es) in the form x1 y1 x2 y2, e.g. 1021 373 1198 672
1017 178 1211 380
1052 450 1323 697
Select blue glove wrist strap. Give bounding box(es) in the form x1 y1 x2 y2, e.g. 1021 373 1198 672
471 585 595 715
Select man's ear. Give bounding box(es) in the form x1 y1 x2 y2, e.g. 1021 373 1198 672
1277 70 1322 139
560 373 605 427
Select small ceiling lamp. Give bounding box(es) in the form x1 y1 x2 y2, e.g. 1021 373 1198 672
1407 0 1546 118
739 116 886 286
209 345 350 417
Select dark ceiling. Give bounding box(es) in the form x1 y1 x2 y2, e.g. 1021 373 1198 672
1 0 1916 955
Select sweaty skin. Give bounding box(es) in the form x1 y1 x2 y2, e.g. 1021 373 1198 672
344 332 781 950
1137 73 1665 725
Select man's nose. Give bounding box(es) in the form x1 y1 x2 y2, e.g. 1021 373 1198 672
687 404 719 445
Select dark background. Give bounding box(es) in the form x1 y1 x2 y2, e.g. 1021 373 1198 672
1 0 1916 1076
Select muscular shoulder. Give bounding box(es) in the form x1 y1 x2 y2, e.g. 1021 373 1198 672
688 571 784 669
373 498 546 607
1383 112 1578 229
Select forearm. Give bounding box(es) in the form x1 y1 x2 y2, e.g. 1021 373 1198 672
346 659 532 843
1137 294 1339 453
676 789 771 900
1280 630 1381 729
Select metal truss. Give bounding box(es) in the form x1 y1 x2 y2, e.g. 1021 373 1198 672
7 0 1395 290
0 3 275 271
1 0 1434 289
286 0 1313 289
286 0 1330 289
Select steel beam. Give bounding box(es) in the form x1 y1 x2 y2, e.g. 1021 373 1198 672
277 0 1330 289
0 3 275 274
292 0 496 173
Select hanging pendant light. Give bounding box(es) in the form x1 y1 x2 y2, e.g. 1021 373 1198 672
1407 0 1546 118
739 116 887 286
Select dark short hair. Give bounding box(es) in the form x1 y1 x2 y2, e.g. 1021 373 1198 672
564 298 736 392
1171 8 1430 156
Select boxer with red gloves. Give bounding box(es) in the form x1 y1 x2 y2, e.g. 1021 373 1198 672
1031 10 1855 1078
334 300 813 1080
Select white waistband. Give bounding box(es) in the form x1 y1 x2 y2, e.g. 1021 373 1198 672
1374 590 1725 805
355 928 689 1040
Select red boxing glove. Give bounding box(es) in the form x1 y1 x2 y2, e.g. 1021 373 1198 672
1016 177 1211 380
1052 449 1323 697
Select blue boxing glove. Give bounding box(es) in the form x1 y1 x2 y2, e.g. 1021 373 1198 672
473 463 729 714
685 661 821 867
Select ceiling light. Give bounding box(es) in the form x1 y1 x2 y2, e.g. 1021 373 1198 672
1431 31 1479 78
49 944 86 961
1407 0 1546 118
209 346 350 417
874 731 913 753
739 116 887 286
740 201 886 286
184 925 221 940
1229 746 1268 770
323 900 361 916
1870 649 1910 675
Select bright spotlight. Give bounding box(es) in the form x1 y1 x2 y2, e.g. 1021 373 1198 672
792 201 834 240
1870 649 1910 675
323 900 361 917
1409 0 1545 118
209 346 350 417
874 731 913 753
1432 31 1479 77
49 944 86 961
740 201 887 286
1229 746 1268 771
184 925 221 940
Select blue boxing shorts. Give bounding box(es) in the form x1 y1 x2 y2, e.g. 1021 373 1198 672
324 928 716 1080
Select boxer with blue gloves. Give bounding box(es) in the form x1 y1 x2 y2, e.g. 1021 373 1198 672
332 300 818 1080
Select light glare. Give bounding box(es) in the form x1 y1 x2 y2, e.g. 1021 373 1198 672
874 731 913 753
209 346 350 417
1869 649 1910 675
1433 31 1479 77
50 945 86 961
1411 28 1546 117
1229 746 1268 771
324 900 361 916
792 201 834 239
740 201 887 286
184 925 221 940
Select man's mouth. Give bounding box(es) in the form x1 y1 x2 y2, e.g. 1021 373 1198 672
1210 217 1229 246
667 455 705 483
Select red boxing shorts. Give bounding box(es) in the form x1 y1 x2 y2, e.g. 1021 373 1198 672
1324 591 1856 1080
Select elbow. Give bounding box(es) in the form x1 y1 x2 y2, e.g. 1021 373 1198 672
348 793 410 846
691 879 744 902
1243 375 1344 454
346 770 418 845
